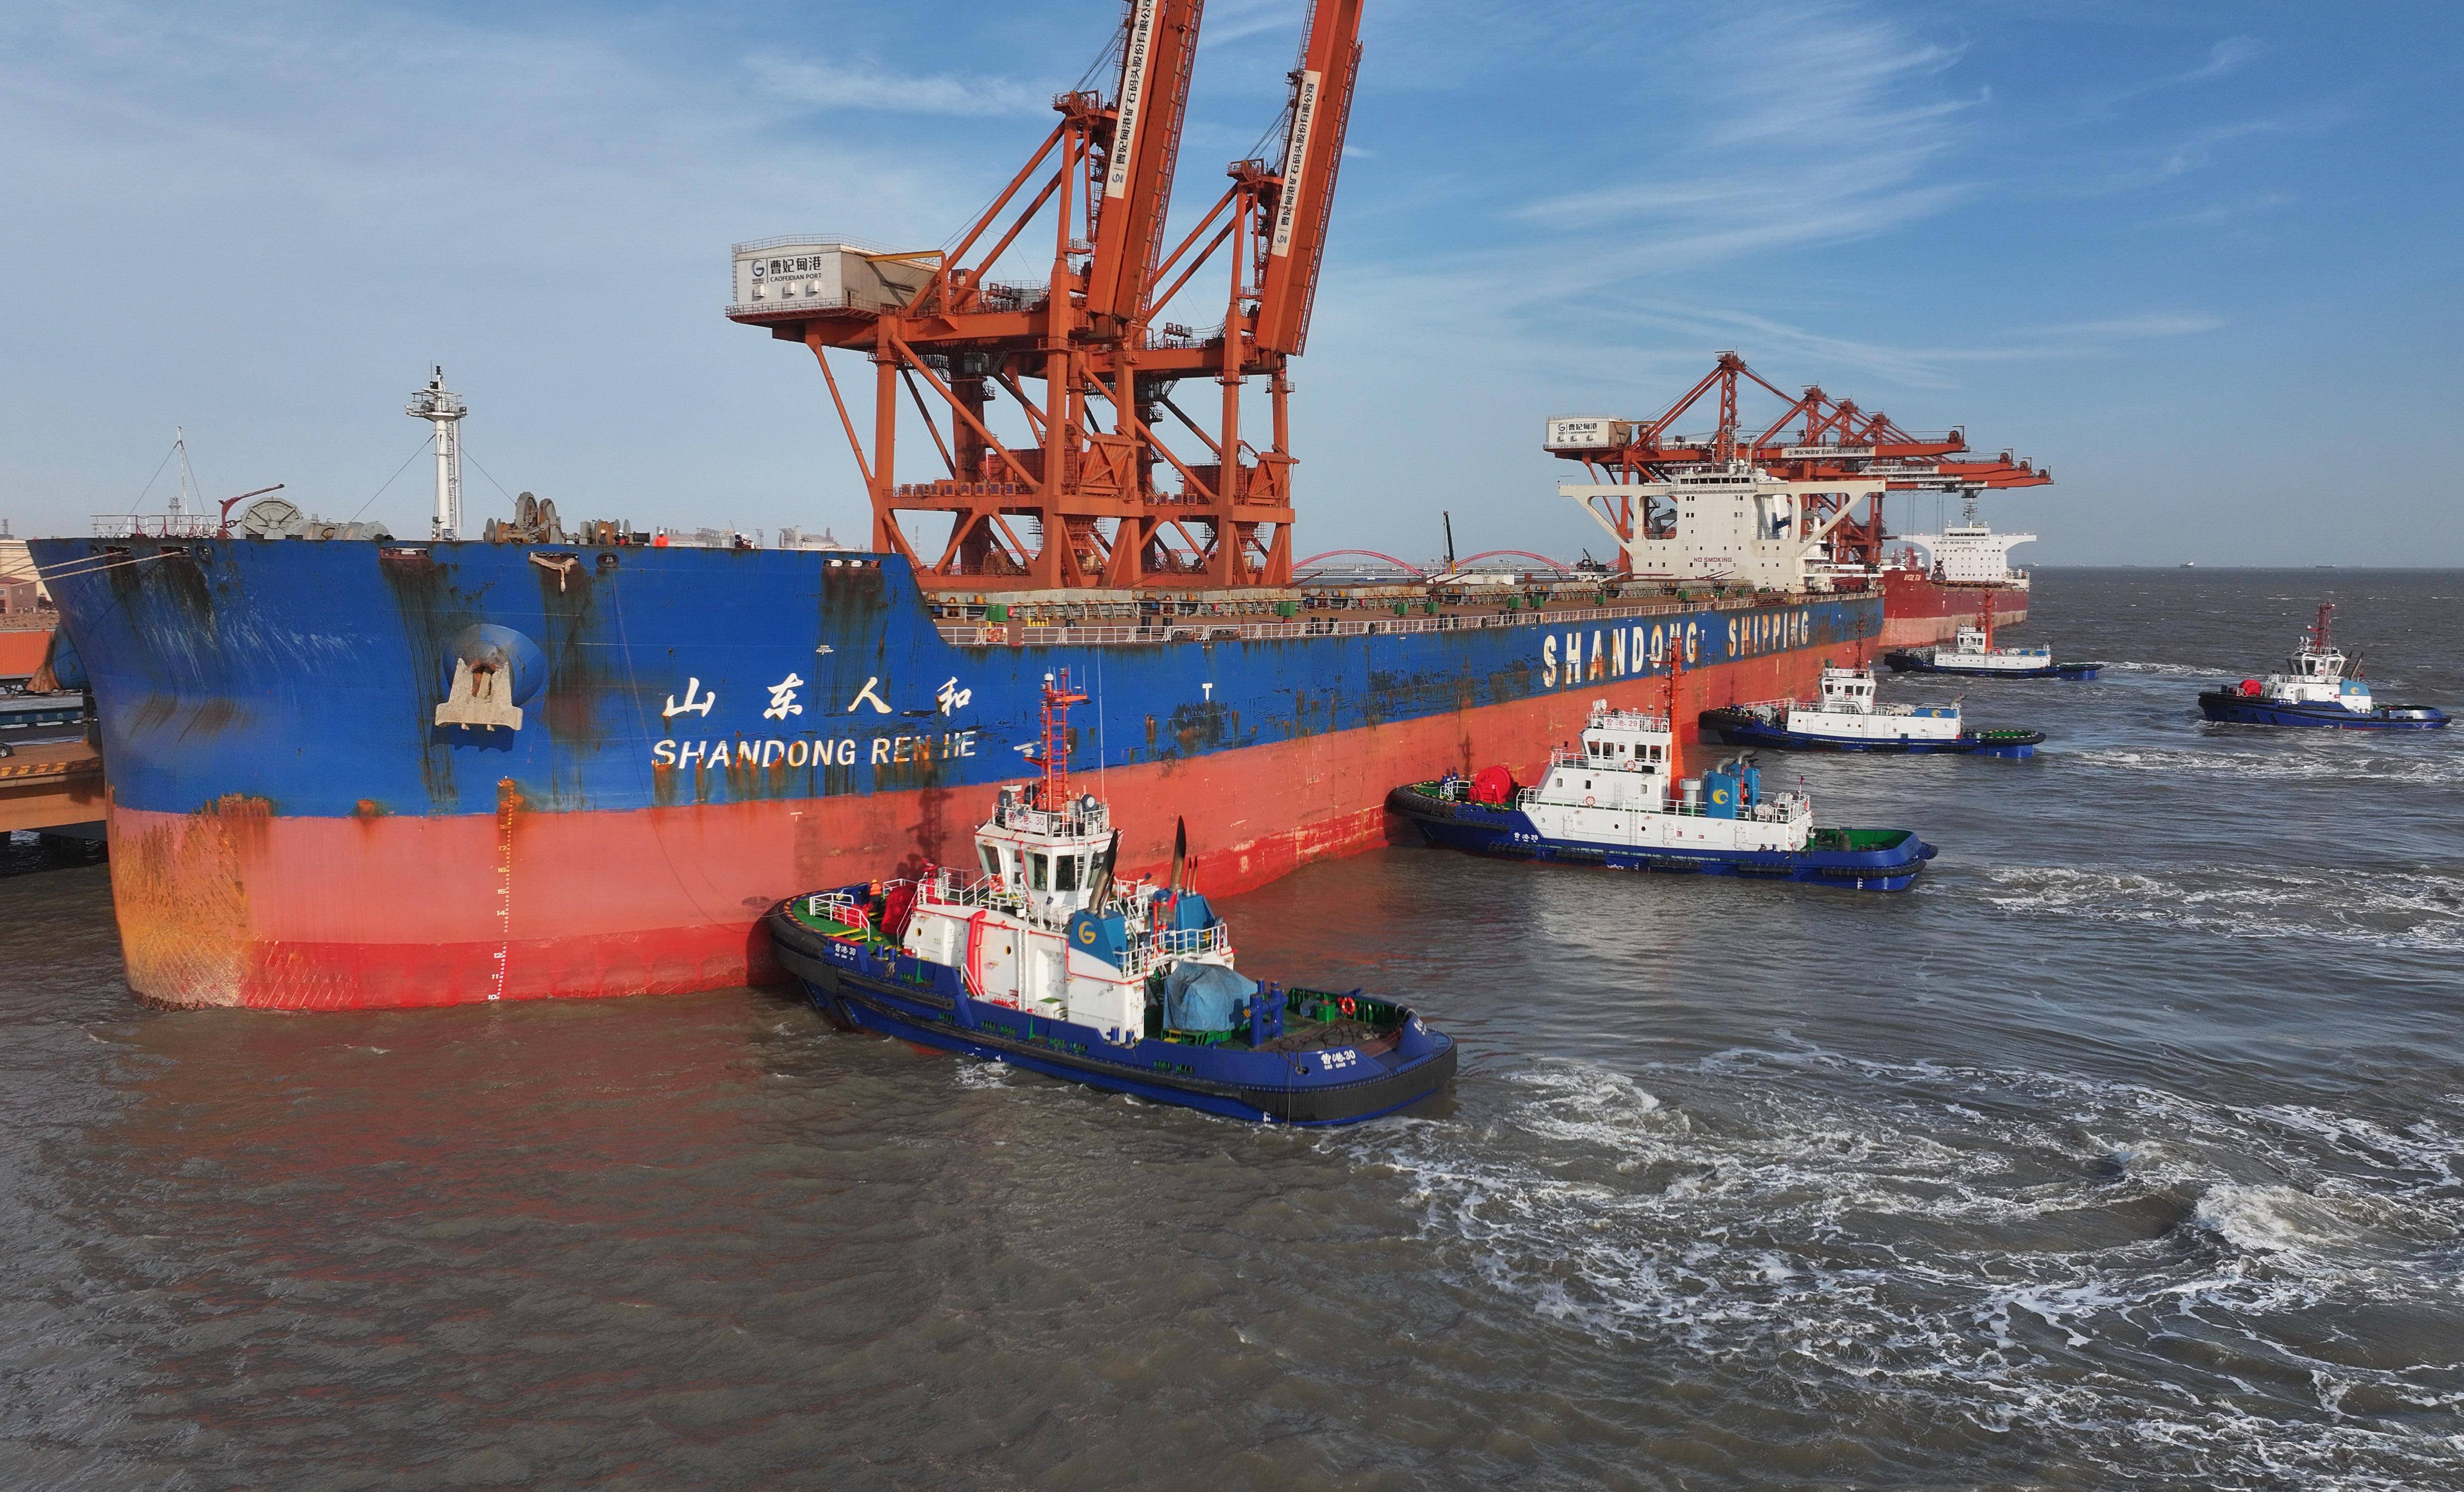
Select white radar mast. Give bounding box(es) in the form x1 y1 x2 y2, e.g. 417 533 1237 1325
406 366 468 540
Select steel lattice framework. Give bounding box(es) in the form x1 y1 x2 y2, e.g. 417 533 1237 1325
1548 351 2053 573
733 0 1364 591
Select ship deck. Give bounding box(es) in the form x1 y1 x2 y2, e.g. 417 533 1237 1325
930 587 1842 649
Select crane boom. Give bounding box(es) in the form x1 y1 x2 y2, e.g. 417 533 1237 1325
729 0 1369 592
1084 0 1207 322
1251 0 1363 355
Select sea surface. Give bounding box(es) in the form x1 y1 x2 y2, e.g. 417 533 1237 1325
4 569 2460 1490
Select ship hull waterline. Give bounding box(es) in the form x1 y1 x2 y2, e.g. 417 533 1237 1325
1882 651 2100 681
35 538 1881 1010
2195 693 2451 730
1385 788 1936 892
1698 711 2042 758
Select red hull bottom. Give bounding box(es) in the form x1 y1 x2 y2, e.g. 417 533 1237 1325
1879 573 2028 647
109 649 1836 1009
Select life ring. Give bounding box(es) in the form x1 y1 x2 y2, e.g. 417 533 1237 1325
1584 795 1597 807
1339 995 1357 1016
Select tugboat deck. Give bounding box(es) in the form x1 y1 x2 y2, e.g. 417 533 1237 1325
781 895 1399 1053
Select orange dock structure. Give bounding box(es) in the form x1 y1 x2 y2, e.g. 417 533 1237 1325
1 738 106 835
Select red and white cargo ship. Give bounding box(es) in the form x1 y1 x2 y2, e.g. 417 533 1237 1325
1877 512 2034 646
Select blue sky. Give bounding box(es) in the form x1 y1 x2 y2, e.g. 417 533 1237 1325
4 0 2458 565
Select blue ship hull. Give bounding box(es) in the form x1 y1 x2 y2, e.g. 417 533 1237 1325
1384 786 1937 891
1699 709 2042 758
27 532 1878 1007
2197 692 2451 730
765 903 1456 1125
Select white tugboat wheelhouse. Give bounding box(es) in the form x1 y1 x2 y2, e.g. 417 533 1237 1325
808 675 1233 1048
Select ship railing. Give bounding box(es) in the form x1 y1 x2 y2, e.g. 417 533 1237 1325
90 515 221 538
725 290 866 317
1552 744 1668 770
1581 708 1670 733
933 595 1812 649
1118 921 1231 976
1514 787 1811 822
993 800 1109 837
917 870 1027 916
804 890 864 924
1740 695 1953 720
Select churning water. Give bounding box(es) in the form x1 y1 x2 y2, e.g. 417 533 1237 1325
4 570 2460 1488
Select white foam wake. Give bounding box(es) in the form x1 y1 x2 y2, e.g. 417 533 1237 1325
1325 1053 2464 1485
1979 864 2464 952
2073 743 2464 786
2105 660 2238 679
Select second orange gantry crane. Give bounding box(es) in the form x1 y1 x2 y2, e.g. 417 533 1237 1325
1547 351 2054 577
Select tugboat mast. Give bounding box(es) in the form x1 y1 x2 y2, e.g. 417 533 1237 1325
1028 670 1088 807
1663 641 1687 788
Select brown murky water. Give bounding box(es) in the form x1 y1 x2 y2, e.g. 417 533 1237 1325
5 571 2461 1489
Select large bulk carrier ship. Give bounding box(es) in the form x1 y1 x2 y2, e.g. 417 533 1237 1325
32 1 2046 1011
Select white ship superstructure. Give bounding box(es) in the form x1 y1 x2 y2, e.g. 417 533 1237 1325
1742 666 1964 745
1455 700 1815 854
1561 462 1885 593
1931 623 2055 673
1896 500 2035 588
868 678 1237 1047
2248 608 2370 710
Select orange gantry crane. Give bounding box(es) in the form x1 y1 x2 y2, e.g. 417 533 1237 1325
1547 351 2052 574
730 0 1364 592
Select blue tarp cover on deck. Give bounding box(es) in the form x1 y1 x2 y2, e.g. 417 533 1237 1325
1163 961 1256 1033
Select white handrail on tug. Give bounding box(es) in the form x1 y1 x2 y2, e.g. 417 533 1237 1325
991 798 1109 837
917 868 1026 915
1516 786 1810 825
805 890 864 923
1730 695 1956 718
1118 921 1231 977
1552 744 1671 771
1584 708 1670 732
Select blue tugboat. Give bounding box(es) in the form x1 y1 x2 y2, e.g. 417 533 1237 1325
1883 594 2100 680
1389 662 1936 891
2199 603 2449 730
1701 664 2044 757
765 676 1457 1125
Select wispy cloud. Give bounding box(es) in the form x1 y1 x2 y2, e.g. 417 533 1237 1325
1197 0 1304 52
748 56 1054 118
2183 35 2264 82
2088 33 2264 112
1477 4 1982 298
2086 109 2336 194
1531 303 2226 391
2146 192 2296 229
